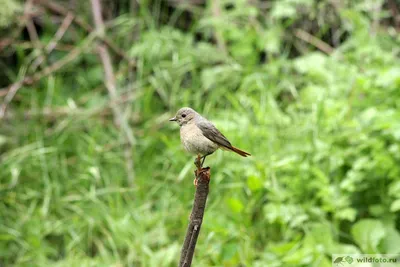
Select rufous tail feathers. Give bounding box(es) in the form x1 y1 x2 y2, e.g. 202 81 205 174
230 146 251 157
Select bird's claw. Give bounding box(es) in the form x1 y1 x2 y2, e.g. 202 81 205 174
193 158 200 167
193 167 210 186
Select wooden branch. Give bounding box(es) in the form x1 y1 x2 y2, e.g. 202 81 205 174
31 12 74 71
36 0 135 66
2 92 139 121
0 39 77 52
90 0 135 186
388 0 400 31
24 0 46 74
178 166 211 267
46 13 75 53
211 0 227 55
35 0 92 31
294 29 334 55
0 81 24 118
371 1 382 36
0 36 94 118
0 0 135 113
24 0 41 47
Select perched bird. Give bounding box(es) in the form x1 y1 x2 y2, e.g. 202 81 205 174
169 107 250 167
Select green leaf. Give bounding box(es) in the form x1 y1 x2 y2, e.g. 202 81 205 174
381 227 400 254
376 68 400 88
369 205 386 216
390 199 400 212
222 242 239 261
247 175 263 191
351 219 385 253
0 135 7 146
389 181 400 198
269 240 299 256
293 53 327 74
332 244 360 254
270 5 295 19
308 223 335 252
336 208 357 222
258 27 283 54
282 240 313 265
264 203 280 223
227 198 244 213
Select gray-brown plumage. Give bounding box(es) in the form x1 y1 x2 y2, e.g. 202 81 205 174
169 107 250 165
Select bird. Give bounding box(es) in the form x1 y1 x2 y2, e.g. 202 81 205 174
169 107 251 168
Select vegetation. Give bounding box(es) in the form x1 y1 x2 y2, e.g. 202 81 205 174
1 0 400 266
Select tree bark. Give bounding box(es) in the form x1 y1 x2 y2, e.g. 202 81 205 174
178 167 210 267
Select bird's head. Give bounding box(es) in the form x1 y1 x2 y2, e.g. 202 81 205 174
169 107 197 126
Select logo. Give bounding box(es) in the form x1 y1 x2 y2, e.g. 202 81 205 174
332 254 399 266
333 256 353 266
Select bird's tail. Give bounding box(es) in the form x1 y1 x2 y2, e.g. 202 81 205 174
230 146 251 157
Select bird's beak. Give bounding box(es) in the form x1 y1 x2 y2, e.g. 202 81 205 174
169 117 177 122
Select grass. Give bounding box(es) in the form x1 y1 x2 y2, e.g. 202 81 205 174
1 0 400 266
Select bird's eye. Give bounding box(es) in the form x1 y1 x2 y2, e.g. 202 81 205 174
182 114 186 118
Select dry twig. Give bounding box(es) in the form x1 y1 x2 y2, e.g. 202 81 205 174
90 0 135 186
0 39 77 52
0 0 135 116
294 29 334 55
388 0 400 31
0 35 94 117
24 0 41 47
211 0 227 55
0 0 73 118
31 12 74 70
2 91 139 121
36 0 135 66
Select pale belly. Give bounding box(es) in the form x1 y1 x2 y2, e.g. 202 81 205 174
180 123 219 155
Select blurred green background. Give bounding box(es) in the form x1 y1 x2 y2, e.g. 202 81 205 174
1 0 400 266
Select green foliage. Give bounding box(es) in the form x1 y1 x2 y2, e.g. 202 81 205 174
0 0 21 28
351 219 386 253
1 0 400 266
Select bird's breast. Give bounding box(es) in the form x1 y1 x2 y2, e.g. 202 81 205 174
180 123 218 155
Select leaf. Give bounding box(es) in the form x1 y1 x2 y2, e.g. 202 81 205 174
390 199 400 212
258 27 283 54
376 68 400 88
282 240 313 265
389 181 400 198
269 240 299 255
369 204 385 216
336 208 357 222
247 175 263 191
227 198 244 213
293 53 327 74
270 2 296 19
380 227 400 254
332 244 360 254
0 135 7 146
351 219 385 253
308 223 335 252
222 242 238 261
264 203 280 223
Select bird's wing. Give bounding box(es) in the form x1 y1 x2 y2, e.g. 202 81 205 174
196 120 232 149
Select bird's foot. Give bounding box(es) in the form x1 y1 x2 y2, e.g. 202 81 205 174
193 158 200 167
193 166 210 186
194 155 202 171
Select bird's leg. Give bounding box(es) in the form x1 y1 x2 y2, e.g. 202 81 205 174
194 154 202 169
200 155 207 167
200 153 213 168
193 154 202 186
